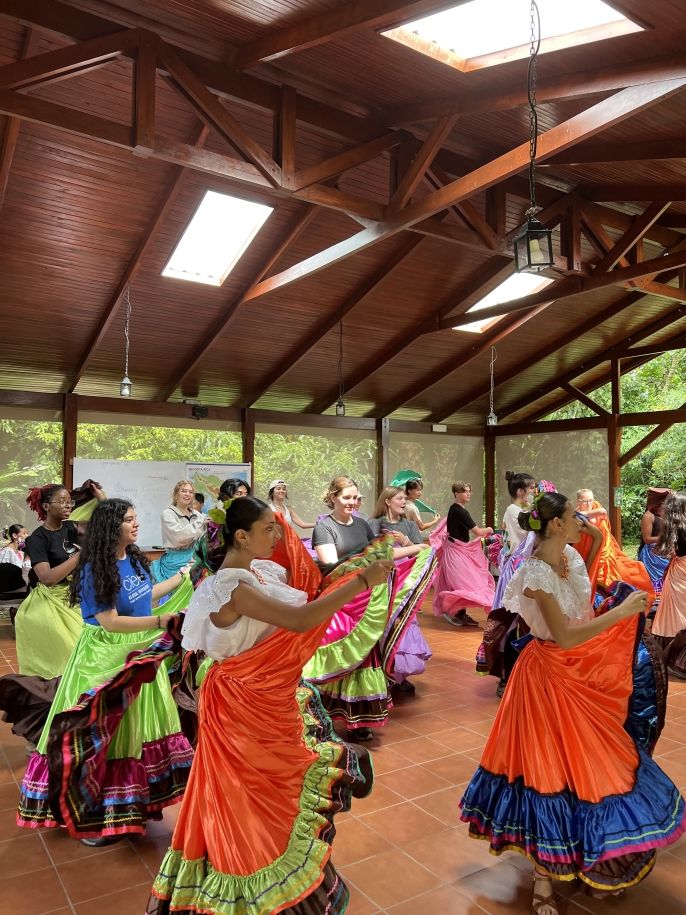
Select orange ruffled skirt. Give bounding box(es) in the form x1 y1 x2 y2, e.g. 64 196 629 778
460 615 685 890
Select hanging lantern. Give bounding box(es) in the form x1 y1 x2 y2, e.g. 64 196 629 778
514 217 554 273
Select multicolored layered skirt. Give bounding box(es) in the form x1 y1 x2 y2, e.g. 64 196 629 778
303 545 436 730
151 547 196 583
147 627 371 915
15 582 83 679
17 618 193 838
460 615 685 891
652 554 686 642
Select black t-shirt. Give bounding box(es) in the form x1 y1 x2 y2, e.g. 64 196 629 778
447 503 476 542
369 517 423 544
25 522 79 586
311 515 374 561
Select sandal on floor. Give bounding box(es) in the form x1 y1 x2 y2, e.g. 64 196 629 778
532 874 559 915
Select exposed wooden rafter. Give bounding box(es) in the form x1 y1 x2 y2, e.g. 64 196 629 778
307 255 513 414
158 206 319 401
69 125 210 393
500 305 686 421
0 26 37 210
241 235 424 409
388 114 457 211
231 0 460 69
381 52 686 124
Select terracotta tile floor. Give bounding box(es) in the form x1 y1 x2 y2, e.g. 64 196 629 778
2 608 686 914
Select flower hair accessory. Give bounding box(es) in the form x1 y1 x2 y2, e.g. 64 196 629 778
527 481 556 531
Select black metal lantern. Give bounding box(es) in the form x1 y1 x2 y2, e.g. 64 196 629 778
515 1 554 274
514 217 554 272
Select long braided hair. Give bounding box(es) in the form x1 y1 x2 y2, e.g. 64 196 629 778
69 498 150 608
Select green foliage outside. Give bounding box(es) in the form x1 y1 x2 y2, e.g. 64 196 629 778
546 348 686 542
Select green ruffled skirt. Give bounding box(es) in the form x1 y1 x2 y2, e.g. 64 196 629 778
15 582 83 679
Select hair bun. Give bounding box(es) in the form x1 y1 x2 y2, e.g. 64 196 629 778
505 470 515 482
517 509 532 532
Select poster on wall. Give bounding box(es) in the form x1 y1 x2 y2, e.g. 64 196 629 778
185 463 251 511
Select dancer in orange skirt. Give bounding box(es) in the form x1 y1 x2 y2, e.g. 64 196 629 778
460 491 685 915
651 491 686 674
147 497 393 915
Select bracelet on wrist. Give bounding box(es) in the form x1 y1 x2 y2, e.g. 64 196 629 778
157 616 162 629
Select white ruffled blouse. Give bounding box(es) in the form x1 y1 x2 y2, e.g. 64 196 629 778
503 545 593 641
181 559 307 661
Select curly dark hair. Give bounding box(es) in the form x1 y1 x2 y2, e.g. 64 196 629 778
69 498 150 608
655 492 686 557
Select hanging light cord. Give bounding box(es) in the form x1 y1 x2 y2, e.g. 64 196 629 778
527 0 541 217
489 346 497 416
123 286 132 379
337 318 344 402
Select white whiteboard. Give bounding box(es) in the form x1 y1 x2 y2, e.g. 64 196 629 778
72 459 252 548
73 459 186 547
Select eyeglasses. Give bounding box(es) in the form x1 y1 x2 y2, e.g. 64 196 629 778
578 499 593 505
50 499 75 508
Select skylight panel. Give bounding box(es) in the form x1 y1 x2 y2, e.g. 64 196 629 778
383 0 642 72
455 272 554 334
163 190 273 286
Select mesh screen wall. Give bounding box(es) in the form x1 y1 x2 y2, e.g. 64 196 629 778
0 410 62 532
495 430 609 521
388 432 485 523
254 424 376 523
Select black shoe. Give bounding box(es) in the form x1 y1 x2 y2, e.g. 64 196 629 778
80 836 122 847
496 678 507 698
394 679 416 694
351 727 374 741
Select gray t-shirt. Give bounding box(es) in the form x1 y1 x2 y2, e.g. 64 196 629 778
311 515 374 561
368 517 423 544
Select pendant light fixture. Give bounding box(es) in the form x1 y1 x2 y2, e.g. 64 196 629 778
486 346 498 427
119 286 133 398
514 0 554 273
335 318 346 416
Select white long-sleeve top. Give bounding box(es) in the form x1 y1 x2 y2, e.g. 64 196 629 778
160 506 207 549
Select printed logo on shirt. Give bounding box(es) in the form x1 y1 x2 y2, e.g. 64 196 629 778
123 573 147 592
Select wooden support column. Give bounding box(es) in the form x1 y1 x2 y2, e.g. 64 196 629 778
485 428 496 528
608 357 622 541
241 408 255 489
62 393 77 490
375 417 389 495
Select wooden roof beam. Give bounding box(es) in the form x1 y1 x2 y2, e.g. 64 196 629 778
591 202 672 273
425 164 498 249
619 334 686 359
519 355 657 423
545 138 686 166
158 42 281 186
500 306 686 420
0 26 37 210
619 404 686 467
244 79 686 300
241 235 424 409
0 27 140 91
443 247 686 331
231 1 460 69
158 206 319 402
367 301 551 419
68 125 210 393
388 115 457 210
560 383 611 417
292 130 403 191
429 282 677 422
381 52 686 124
307 255 513 414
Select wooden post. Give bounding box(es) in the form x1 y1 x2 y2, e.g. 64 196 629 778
241 408 255 490
62 393 77 489
375 417 389 495
485 427 496 527
608 357 622 541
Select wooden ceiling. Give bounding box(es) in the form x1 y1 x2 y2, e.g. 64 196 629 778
1 0 686 428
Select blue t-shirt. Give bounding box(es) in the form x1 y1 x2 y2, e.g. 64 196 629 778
80 555 153 626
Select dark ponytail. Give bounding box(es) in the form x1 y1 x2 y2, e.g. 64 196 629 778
505 470 534 499
518 492 568 537
223 496 270 547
